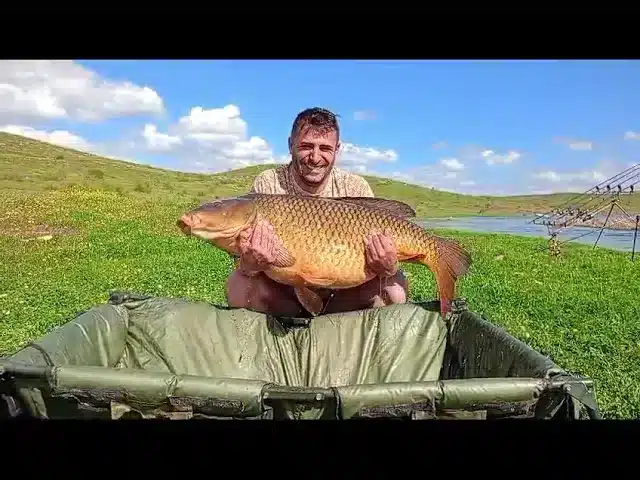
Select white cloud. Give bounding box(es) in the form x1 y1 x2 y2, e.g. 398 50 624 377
1 98 401 177
481 149 521 165
353 110 376 121
138 104 275 172
142 124 181 152
0 124 93 151
388 171 412 182
4 62 636 198
533 169 607 185
534 170 561 183
554 136 593 150
137 104 399 174
530 160 628 193
338 142 397 173
389 159 480 195
382 155 635 196
177 105 245 138
384 146 631 196
0 60 164 124
568 141 593 151
439 157 464 171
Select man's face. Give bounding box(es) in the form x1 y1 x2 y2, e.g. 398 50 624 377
289 126 339 185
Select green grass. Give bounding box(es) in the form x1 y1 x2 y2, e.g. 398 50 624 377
3 131 639 219
1 133 640 419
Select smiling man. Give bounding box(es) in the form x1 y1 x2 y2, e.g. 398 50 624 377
224 107 409 317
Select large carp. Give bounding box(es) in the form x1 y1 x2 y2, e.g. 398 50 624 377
177 194 472 317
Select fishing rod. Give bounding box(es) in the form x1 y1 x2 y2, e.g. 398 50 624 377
533 163 640 219
529 165 640 231
527 164 640 260
633 215 639 262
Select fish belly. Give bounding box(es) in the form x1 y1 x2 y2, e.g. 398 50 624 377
265 249 372 290
258 195 422 289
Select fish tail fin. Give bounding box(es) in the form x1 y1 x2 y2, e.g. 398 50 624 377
417 237 472 317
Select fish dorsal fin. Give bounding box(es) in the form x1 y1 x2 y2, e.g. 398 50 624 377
333 197 416 218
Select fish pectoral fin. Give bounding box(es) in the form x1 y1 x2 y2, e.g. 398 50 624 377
299 271 338 288
294 287 324 317
397 253 422 263
333 197 416 218
271 244 296 268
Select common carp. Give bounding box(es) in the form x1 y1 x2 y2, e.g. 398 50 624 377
177 194 472 317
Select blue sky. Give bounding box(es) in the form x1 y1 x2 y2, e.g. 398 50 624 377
2 60 639 195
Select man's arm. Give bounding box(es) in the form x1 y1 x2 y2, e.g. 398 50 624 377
236 170 278 274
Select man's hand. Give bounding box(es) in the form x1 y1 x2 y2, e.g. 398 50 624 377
364 229 399 278
237 220 280 276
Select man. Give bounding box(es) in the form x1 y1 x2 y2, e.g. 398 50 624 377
225 107 409 317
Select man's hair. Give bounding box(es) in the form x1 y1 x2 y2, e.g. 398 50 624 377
291 107 340 141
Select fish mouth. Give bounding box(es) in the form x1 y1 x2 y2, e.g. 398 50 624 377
176 214 227 240
176 216 192 235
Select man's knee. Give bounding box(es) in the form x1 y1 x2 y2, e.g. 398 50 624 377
225 270 255 308
328 269 409 313
226 270 279 308
382 270 409 305
225 269 300 315
392 269 409 291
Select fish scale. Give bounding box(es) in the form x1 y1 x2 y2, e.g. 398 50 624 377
252 195 444 287
178 193 472 317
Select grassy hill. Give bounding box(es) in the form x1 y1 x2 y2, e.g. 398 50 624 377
1 132 640 419
2 131 637 218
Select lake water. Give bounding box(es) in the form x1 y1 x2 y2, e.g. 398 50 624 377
418 215 639 253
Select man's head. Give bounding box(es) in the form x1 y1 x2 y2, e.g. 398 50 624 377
288 107 340 187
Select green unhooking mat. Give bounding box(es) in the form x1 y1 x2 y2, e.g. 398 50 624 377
0 293 602 420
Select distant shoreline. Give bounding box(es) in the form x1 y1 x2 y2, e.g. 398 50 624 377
569 213 639 231
420 212 640 232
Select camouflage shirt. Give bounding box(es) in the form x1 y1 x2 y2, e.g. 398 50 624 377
251 163 374 198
